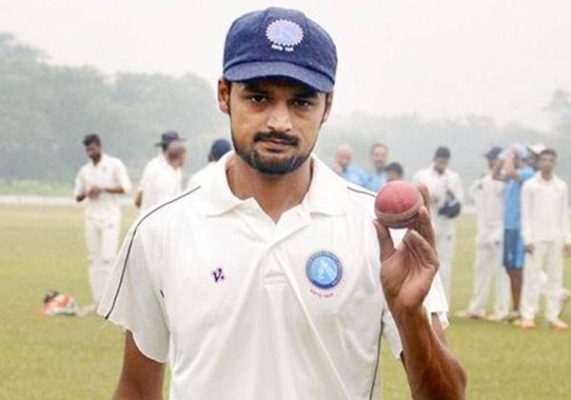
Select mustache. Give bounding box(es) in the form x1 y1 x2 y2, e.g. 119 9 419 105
253 132 299 146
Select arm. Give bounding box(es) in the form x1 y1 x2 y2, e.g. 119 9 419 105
134 191 143 208
74 169 87 202
502 151 522 180
521 181 534 254
562 183 571 256
492 158 508 182
375 185 466 399
113 331 165 400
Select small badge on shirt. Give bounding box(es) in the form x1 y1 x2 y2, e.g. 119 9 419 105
306 251 343 296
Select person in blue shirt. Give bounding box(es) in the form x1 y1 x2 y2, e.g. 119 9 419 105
493 144 534 320
333 143 368 187
365 142 389 192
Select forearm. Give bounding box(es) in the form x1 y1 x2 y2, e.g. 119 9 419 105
396 308 466 400
105 186 126 194
113 379 163 400
114 331 165 400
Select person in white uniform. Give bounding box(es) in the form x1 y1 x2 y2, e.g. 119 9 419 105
413 147 464 303
186 138 232 190
135 131 183 209
456 147 510 321
74 134 132 314
98 7 466 399
139 141 186 212
521 149 571 330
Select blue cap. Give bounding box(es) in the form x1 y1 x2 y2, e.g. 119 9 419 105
208 138 232 162
223 7 337 93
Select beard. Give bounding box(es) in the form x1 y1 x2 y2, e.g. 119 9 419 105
232 131 315 176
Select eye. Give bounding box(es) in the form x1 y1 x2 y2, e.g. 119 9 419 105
292 98 313 108
249 95 268 104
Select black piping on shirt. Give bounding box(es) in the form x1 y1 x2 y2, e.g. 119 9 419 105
347 186 376 198
104 186 202 320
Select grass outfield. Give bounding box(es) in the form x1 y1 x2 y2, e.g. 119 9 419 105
1 205 570 399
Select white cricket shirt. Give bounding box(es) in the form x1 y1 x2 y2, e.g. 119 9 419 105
413 166 464 229
521 173 571 245
468 174 505 243
186 162 216 190
73 153 132 220
140 161 183 212
99 152 447 400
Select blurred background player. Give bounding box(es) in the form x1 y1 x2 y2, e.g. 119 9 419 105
365 142 389 191
493 144 534 320
135 130 183 209
187 138 232 189
386 162 404 182
333 143 368 187
138 141 187 212
73 134 132 315
520 149 571 330
456 147 510 321
413 146 464 303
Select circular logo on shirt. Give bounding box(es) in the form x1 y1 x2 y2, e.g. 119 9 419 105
266 19 304 51
306 251 343 290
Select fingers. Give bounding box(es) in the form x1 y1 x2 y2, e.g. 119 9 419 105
374 219 396 262
414 206 436 250
403 229 439 271
416 184 431 213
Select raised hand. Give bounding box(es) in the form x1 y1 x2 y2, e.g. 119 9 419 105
374 184 439 316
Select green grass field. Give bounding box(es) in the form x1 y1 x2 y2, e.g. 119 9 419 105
1 205 570 399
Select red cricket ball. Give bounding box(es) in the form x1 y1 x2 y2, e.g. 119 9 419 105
375 181 423 229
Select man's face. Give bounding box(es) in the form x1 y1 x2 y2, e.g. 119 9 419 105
433 157 449 174
487 157 496 170
387 171 401 182
85 143 101 161
218 78 332 176
371 146 388 171
334 146 352 170
538 153 556 174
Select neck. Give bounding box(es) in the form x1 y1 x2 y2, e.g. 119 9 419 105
91 155 102 165
541 171 553 180
227 155 312 223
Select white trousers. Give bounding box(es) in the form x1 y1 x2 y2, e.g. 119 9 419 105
85 215 120 303
467 240 511 317
435 223 455 304
521 241 563 322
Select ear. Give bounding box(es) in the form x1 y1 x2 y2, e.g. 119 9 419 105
217 77 230 115
321 92 334 124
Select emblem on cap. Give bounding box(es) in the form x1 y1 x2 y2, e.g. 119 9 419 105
306 251 343 290
266 19 304 52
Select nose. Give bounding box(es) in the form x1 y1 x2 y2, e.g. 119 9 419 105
267 102 293 133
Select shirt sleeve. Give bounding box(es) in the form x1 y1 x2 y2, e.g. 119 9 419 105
562 182 571 245
521 181 534 245
115 160 133 194
73 168 85 198
97 222 169 362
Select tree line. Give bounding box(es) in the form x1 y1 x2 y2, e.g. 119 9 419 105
1 32 570 189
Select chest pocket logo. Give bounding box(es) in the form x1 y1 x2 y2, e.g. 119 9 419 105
306 251 343 290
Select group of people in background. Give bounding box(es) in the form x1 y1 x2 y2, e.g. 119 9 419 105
73 132 570 329
334 141 571 331
72 131 231 314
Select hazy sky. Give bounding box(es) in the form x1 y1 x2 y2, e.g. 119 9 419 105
2 0 570 129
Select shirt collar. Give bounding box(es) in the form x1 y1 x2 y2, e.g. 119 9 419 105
201 152 348 217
